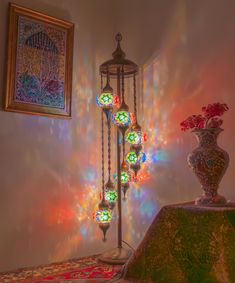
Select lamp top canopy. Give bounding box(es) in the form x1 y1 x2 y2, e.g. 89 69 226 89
100 33 138 78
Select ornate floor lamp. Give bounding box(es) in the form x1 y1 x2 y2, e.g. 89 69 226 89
94 33 146 264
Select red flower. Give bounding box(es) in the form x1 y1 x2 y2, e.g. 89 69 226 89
202 103 229 118
180 102 229 131
180 115 205 131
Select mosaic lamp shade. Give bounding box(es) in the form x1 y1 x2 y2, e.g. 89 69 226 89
113 161 131 184
95 209 113 223
120 161 131 199
96 81 114 111
104 179 118 210
126 150 140 176
126 151 138 165
94 198 113 242
112 101 132 134
126 123 147 155
121 171 130 186
126 150 147 176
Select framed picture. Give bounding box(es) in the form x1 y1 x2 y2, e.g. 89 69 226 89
5 3 74 118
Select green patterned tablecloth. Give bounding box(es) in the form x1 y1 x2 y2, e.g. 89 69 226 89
125 203 235 283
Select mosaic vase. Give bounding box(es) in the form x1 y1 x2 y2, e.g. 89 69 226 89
187 128 229 206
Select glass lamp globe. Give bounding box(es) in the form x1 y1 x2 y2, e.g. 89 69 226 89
126 151 138 165
120 161 131 184
126 150 141 176
96 81 114 118
93 197 112 241
113 161 131 187
120 161 131 200
95 209 112 223
112 101 132 135
126 123 146 155
104 179 118 210
126 150 147 176
93 198 112 224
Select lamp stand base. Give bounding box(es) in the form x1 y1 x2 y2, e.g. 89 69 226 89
98 247 132 265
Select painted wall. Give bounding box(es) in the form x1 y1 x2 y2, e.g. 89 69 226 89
1 0 235 273
114 0 235 253
0 0 117 272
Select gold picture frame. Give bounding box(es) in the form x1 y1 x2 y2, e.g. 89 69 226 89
5 3 74 118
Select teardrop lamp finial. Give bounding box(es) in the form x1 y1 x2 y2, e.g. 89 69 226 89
115 32 122 43
112 33 126 59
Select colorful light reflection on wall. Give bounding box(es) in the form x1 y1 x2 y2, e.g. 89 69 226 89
2 0 235 273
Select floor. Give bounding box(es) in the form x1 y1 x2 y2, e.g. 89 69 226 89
0 255 124 282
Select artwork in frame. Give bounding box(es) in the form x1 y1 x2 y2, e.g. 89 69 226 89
5 3 74 118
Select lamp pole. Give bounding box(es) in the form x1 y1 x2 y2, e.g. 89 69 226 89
117 68 122 249
98 33 138 264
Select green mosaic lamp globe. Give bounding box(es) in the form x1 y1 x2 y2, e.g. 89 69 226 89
96 81 114 119
126 123 146 155
126 150 141 176
112 101 132 135
120 161 131 200
104 179 118 210
93 197 113 242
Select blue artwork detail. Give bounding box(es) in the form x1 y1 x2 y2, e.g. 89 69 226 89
15 16 66 109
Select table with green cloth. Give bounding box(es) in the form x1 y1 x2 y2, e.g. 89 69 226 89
125 203 235 283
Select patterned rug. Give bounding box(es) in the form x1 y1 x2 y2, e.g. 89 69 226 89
0 255 124 282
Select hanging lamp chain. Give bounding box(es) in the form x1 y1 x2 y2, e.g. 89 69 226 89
108 115 111 180
104 68 112 181
121 65 125 103
121 65 125 162
133 73 137 121
107 67 110 84
100 74 105 196
122 134 125 162
101 73 103 91
101 110 105 195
